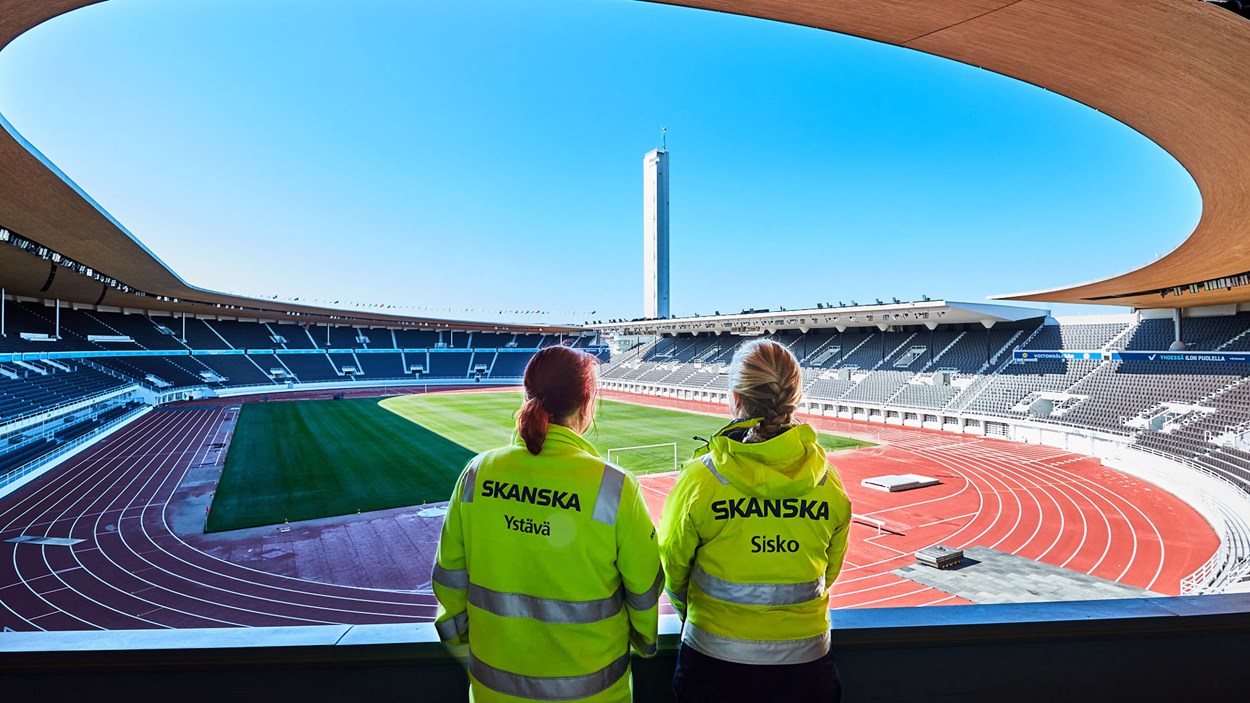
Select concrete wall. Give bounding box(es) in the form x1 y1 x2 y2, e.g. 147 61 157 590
4 597 1249 701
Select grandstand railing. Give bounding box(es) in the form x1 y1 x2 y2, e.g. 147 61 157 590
0 347 548 363
1183 528 1250 595
210 376 524 399
1130 444 1250 594
0 383 140 436
0 403 150 493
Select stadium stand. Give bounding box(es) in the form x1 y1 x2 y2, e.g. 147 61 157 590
426 351 472 378
180 318 233 350
90 311 187 350
7 303 1249 562
491 351 535 377
209 319 284 349
358 352 407 378
0 364 126 419
277 353 342 383
597 309 1250 597
194 354 277 387
599 313 1250 507
393 329 442 348
0 303 582 483
267 322 319 349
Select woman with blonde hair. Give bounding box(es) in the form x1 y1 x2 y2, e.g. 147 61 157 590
659 339 852 702
432 345 662 702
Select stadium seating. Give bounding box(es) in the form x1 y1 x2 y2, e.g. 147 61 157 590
267 323 319 349
278 354 343 382
179 318 232 350
0 305 596 481
471 332 513 347
393 329 441 348
209 319 284 349
600 313 1250 504
0 364 128 420
356 352 407 378
6 303 1248 503
426 352 472 378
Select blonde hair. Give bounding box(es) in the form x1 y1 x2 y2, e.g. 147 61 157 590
728 339 803 443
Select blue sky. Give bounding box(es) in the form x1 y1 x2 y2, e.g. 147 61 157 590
0 0 1201 324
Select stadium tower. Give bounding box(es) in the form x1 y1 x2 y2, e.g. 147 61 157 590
643 146 670 319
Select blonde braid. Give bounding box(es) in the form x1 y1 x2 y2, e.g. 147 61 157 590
727 340 803 443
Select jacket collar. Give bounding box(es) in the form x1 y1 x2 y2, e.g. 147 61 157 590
693 417 761 457
513 423 602 458
705 420 825 498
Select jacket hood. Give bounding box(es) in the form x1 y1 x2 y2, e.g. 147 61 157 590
706 419 827 499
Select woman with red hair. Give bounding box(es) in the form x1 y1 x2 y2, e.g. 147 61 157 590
432 345 662 702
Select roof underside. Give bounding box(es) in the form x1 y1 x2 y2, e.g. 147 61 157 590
0 1 1247 320
592 300 1050 335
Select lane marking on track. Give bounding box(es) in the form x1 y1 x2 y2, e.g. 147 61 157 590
917 512 976 528
0 393 1198 624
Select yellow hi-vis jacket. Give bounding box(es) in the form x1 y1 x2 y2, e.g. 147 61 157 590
433 424 662 703
659 419 851 665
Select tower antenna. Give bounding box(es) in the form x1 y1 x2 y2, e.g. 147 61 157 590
660 126 667 151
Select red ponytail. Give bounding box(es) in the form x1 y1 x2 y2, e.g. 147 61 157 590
517 346 598 455
517 396 550 455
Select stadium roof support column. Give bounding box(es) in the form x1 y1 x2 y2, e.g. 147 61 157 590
1170 309 1185 351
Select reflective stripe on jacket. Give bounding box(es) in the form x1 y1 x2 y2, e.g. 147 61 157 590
433 424 662 702
659 420 852 665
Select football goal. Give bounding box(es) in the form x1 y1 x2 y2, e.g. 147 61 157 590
606 442 679 475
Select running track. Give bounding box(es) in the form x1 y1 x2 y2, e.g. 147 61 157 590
0 392 1219 630
622 393 1219 609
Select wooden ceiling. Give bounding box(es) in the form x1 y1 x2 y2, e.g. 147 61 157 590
1 1 1248 317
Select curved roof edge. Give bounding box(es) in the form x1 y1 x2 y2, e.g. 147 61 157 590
591 300 1050 336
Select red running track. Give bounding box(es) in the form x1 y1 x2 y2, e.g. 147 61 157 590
0 391 1219 630
617 393 1219 609
0 406 438 631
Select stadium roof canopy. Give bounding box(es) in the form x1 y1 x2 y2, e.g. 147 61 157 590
588 300 1049 336
1 2 1249 328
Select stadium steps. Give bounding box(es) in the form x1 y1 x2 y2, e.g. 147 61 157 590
872 332 918 371
1104 323 1139 351
1218 326 1250 351
986 329 1027 369
202 321 237 349
922 332 966 371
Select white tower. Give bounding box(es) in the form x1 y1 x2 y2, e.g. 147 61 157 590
643 148 670 319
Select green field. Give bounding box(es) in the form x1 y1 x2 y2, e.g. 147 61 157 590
206 391 873 532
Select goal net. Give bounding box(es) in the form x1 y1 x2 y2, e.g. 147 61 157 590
606 442 679 475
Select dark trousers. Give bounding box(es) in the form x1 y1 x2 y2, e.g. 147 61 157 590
673 643 842 703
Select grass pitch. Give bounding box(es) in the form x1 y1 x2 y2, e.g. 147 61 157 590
206 391 873 532
206 398 475 532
